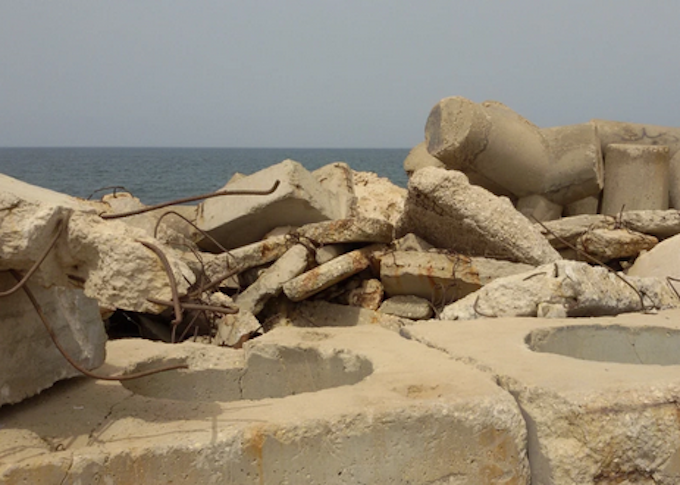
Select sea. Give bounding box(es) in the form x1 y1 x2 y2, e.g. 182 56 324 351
0 147 410 205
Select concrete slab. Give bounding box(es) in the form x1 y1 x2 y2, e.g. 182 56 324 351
403 310 680 484
0 327 529 484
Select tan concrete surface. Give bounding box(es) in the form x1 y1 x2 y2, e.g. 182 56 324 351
404 310 680 484
0 326 529 484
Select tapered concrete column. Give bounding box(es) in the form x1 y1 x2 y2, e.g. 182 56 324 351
425 97 552 198
601 144 670 215
540 122 604 205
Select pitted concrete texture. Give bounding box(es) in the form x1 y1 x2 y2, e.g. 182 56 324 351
403 310 680 484
0 326 529 484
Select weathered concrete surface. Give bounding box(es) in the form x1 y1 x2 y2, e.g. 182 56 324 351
342 278 384 310
0 327 529 484
516 194 562 222
283 245 385 302
402 141 445 176
563 195 599 216
404 310 680 484
197 159 342 251
312 162 357 219
576 228 657 262
601 144 670 214
352 170 406 226
379 250 534 303
540 210 680 248
281 300 410 332
379 295 434 320
628 233 680 281
0 272 107 407
539 122 604 205
592 119 680 158
392 232 434 252
671 150 680 209
397 167 561 265
440 260 679 321
295 217 394 245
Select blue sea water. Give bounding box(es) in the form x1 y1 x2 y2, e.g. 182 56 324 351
0 147 410 205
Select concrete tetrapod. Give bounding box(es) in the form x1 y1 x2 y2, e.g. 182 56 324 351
0 326 530 484
403 310 680 484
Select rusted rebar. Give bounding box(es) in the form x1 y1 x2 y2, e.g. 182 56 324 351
138 240 183 332
86 186 132 200
0 219 65 298
146 296 239 315
9 270 188 381
101 180 280 219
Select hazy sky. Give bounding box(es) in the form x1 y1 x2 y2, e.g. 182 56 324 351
1 1 679 148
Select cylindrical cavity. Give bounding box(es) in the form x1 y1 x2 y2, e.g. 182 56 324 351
669 150 680 209
540 122 604 205
592 119 680 158
516 194 562 222
601 144 670 214
564 195 600 216
424 97 553 198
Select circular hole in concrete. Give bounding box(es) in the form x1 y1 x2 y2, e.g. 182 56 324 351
526 325 680 365
121 346 373 402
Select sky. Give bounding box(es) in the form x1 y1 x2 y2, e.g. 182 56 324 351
1 1 679 148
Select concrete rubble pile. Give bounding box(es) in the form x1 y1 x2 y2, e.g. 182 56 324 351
3 97 680 483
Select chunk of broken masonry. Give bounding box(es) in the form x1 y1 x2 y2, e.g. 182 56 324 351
379 250 534 303
403 141 445 175
576 228 658 262
312 162 357 219
351 170 406 226
439 260 679 320
295 217 393 245
397 167 561 265
379 295 434 320
197 159 345 251
283 245 385 302
601 144 670 214
0 272 107 407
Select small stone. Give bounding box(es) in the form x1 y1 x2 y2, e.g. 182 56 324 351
379 295 434 320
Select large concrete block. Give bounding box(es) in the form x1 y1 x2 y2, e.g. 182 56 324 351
404 310 680 484
351 170 406 226
0 327 529 484
197 159 342 251
0 272 106 407
628 233 680 281
312 162 357 219
397 166 561 265
602 144 670 215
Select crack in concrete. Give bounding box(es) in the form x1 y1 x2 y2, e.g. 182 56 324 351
86 393 133 447
58 455 74 485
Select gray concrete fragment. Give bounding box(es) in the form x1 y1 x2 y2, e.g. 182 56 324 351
516 194 562 222
295 217 393 245
0 272 106 407
440 260 679 320
197 159 342 251
379 295 434 320
283 245 384 302
234 244 311 316
628 233 680 281
214 309 261 347
379 250 534 303
602 144 670 214
397 167 561 265
312 162 357 219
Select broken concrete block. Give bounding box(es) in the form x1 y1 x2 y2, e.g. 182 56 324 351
628 233 680 282
397 167 561 265
379 295 434 320
576 228 658 262
295 217 393 245
380 250 534 304
201 235 294 286
0 272 106 407
592 118 680 158
540 211 680 249
391 233 434 252
315 244 352 265
602 144 670 214
564 195 600 216
425 97 553 199
197 159 342 251
405 311 680 484
351 170 406 226
402 141 445 176
283 245 384 302
285 300 411 332
312 162 357 219
344 278 384 310
214 309 261 347
540 122 604 205
516 194 562 222
440 260 679 321
233 244 311 316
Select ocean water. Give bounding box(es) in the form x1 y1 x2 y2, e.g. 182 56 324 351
0 147 410 205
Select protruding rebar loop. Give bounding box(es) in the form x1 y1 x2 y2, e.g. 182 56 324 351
146 296 239 315
86 186 132 200
137 240 183 331
153 210 230 255
0 219 65 298
9 270 188 381
532 215 652 312
100 180 280 220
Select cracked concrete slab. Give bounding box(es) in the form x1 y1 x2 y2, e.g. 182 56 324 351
0 326 529 484
403 309 680 484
